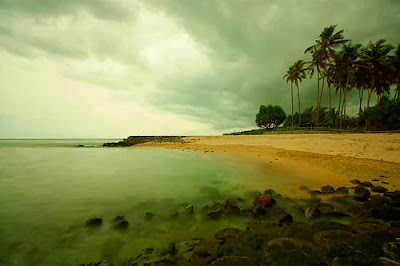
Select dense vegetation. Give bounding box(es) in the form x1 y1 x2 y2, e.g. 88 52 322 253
276 25 400 131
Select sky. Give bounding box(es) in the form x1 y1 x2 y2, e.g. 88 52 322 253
1 0 400 138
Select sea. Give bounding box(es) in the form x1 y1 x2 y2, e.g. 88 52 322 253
0 139 270 265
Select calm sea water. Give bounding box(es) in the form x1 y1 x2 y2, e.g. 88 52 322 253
0 139 269 265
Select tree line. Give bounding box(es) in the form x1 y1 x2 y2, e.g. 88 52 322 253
256 25 400 131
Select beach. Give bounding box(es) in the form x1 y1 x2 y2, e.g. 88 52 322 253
140 133 400 195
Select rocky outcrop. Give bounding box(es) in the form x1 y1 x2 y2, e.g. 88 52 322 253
103 136 184 147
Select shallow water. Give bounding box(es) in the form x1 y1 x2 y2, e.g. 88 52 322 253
0 139 270 265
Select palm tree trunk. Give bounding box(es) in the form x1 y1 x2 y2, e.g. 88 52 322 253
338 88 342 129
296 84 301 127
358 89 363 116
367 88 373 108
317 75 325 127
315 71 320 127
291 82 294 128
328 83 331 111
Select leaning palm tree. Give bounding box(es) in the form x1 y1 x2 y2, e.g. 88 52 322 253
291 60 307 126
283 66 295 128
360 39 394 107
305 25 348 127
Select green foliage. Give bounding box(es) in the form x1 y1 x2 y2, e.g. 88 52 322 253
256 105 286 129
363 97 400 130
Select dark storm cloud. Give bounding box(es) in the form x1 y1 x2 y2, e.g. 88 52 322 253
145 0 400 129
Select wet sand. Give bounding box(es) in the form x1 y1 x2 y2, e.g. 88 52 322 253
140 133 400 196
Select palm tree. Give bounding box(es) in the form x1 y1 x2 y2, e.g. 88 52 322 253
283 66 295 128
360 39 394 107
392 44 400 100
284 60 307 127
305 25 348 127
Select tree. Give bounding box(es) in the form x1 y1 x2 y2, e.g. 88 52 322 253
392 44 400 100
255 105 286 129
360 39 394 107
283 60 307 127
305 25 348 127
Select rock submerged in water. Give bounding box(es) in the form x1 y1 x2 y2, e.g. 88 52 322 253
208 209 223 219
253 194 275 208
353 186 371 202
321 185 335 194
85 218 102 228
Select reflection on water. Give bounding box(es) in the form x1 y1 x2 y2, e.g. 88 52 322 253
0 140 268 265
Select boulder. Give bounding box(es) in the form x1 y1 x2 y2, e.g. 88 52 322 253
360 182 374 187
186 205 194 214
253 206 267 217
190 240 222 265
386 191 400 201
313 230 356 257
223 199 238 210
144 212 153 219
208 209 222 219
321 185 336 194
281 222 315 242
336 187 349 194
113 219 129 231
209 256 253 265
353 186 371 202
372 186 388 193
350 179 361 184
111 216 125 223
214 228 242 241
268 208 293 227
263 238 320 266
85 218 103 228
253 194 275 208
317 203 334 215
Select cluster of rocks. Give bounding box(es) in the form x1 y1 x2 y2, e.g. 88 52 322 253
85 216 130 231
81 180 400 265
103 136 184 147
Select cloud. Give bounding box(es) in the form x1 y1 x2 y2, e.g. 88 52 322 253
0 0 399 137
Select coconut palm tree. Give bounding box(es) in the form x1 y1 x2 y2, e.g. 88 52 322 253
360 39 394 107
392 44 400 100
305 25 348 127
283 66 295 128
284 60 307 127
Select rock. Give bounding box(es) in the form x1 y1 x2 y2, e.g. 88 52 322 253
209 202 223 211
87 261 114 266
281 222 315 242
372 186 389 193
336 187 349 194
190 240 222 265
263 238 320 266
168 242 177 255
85 218 103 228
304 207 320 218
268 208 293 227
309 190 321 195
209 256 253 265
323 211 351 217
372 179 380 182
317 203 334 215
264 189 276 195
214 228 242 241
353 219 393 241
370 206 400 221
321 185 336 194
223 199 238 209
240 221 282 250
386 191 400 201
144 212 153 219
360 182 374 187
379 257 400 266
383 181 390 185
208 209 222 219
112 216 125 223
253 206 267 217
313 230 356 257
353 186 371 202
113 219 129 231
313 221 352 232
186 205 194 214
253 194 275 208
364 196 392 209
350 179 361 184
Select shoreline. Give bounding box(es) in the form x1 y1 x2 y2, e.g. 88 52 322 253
139 133 400 195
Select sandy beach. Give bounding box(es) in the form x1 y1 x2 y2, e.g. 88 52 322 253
141 133 400 196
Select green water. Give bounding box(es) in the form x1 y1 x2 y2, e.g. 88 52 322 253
0 139 268 265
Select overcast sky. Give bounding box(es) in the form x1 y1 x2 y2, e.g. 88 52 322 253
1 0 399 138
